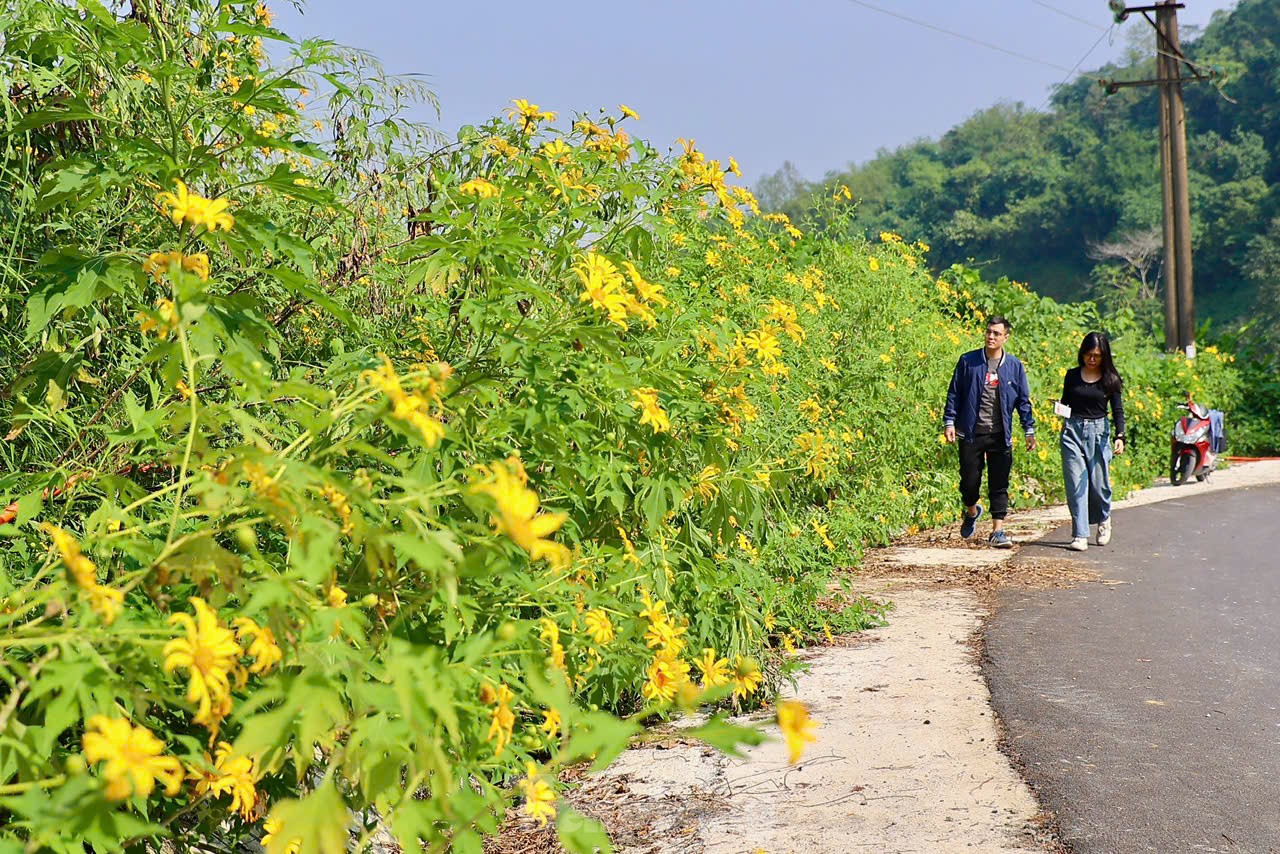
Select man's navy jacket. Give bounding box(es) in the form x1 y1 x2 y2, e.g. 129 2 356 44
943 348 1036 446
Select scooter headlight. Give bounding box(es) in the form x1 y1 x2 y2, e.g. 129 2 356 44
1174 422 1209 443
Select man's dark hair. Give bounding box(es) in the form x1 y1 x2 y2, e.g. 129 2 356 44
986 316 1011 333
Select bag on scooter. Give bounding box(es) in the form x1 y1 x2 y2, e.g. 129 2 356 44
1208 409 1226 454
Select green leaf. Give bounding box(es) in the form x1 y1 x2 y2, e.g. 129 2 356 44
556 805 613 854
265 779 349 854
684 713 766 758
565 710 638 770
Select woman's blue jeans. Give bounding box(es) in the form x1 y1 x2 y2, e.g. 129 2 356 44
1060 416 1112 539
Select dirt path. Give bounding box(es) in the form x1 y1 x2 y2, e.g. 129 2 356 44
544 461 1280 854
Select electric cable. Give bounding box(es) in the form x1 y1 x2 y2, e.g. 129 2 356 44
1040 24 1116 111
1030 0 1109 32
844 0 1085 75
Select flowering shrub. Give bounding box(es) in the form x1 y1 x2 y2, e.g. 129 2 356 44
0 2 1242 852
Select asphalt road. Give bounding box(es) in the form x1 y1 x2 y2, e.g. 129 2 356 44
984 483 1280 854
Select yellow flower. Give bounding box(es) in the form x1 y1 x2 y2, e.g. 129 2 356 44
643 616 687 655
188 742 259 820
519 762 557 826
506 98 556 132
162 598 242 733
540 708 562 739
41 523 97 588
742 328 781 363
584 609 614 645
262 816 301 854
794 431 833 479
705 249 721 268
642 650 690 703
361 356 448 447
798 398 822 423
82 716 183 801
813 517 838 550
623 261 669 307
731 656 762 699
618 104 639 121
776 700 817 764
470 457 572 568
87 583 124 625
539 618 567 672
693 647 730 688
232 617 283 675
143 250 210 283
326 585 348 608
574 252 630 328
155 180 234 232
868 257 880 272
458 177 499 199
630 387 670 434
486 684 516 756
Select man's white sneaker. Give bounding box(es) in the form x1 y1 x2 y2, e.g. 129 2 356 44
1069 537 1089 552
1097 519 1112 546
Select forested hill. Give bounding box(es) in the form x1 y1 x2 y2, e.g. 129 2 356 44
757 0 1280 349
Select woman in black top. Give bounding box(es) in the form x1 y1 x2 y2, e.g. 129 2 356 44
1059 332 1125 551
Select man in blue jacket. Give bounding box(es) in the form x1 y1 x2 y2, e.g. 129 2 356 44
943 316 1036 548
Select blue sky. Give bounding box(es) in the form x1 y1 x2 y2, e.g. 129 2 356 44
272 0 1237 185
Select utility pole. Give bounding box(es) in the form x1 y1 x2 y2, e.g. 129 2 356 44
1103 1 1215 357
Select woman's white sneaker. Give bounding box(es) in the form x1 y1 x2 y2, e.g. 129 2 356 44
1097 519 1112 546
1069 537 1089 551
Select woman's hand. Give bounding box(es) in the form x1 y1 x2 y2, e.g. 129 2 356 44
1114 438 1125 455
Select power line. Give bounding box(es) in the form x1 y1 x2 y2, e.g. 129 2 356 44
1030 0 1109 32
840 0 1089 77
1041 24 1116 111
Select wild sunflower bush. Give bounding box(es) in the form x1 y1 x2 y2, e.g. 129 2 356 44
0 2 1244 853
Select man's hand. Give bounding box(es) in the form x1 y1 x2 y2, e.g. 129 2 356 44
1114 438 1125 455
944 425 956 444
1025 433 1037 452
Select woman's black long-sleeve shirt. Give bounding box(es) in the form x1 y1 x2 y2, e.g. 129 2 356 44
1060 367 1125 439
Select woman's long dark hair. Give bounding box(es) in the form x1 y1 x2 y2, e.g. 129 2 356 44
1078 332 1123 395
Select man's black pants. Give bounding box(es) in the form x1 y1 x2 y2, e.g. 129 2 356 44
958 432 1011 519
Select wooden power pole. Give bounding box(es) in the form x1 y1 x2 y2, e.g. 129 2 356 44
1105 1 1215 357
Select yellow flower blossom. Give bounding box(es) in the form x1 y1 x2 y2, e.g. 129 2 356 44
618 104 639 121
642 650 690 703
155 180 234 232
694 647 731 689
519 762 557 826
188 741 259 820
643 616 687 655
540 708 562 739
539 618 567 672
742 328 782 363
471 457 572 568
574 252 630 328
162 598 242 733
262 816 301 854
143 250 210 283
868 257 880 272
812 518 835 550
584 609 614 645
486 684 516 756
82 716 183 801
731 656 763 699
630 387 670 434
458 177 499 199
776 700 817 764
506 98 556 132
232 617 282 675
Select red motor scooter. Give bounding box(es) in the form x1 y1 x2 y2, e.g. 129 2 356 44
1169 394 1219 485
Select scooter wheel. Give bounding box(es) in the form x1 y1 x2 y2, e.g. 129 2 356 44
1171 453 1194 486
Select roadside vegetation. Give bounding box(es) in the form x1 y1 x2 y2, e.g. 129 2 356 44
0 1 1252 851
